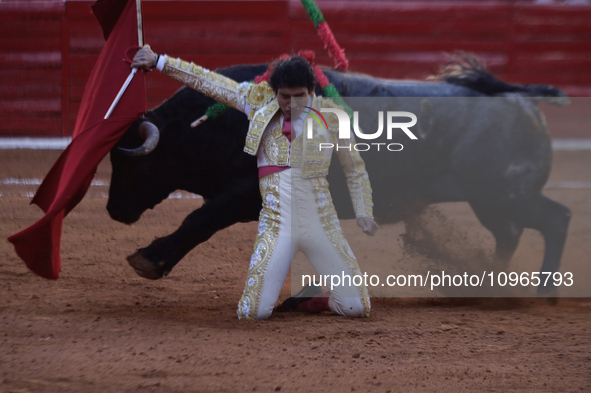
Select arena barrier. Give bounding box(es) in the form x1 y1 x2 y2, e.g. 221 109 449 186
1 0 590 137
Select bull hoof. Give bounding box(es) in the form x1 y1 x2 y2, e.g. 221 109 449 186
536 285 559 304
127 251 168 280
545 296 559 306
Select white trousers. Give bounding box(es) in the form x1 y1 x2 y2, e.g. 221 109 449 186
237 167 370 320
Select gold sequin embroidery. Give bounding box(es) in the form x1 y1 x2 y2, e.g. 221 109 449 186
290 132 304 168
247 82 274 109
244 100 280 156
162 57 242 110
262 121 290 166
237 173 281 319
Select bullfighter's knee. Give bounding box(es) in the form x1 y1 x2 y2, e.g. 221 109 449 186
237 296 275 320
255 302 274 320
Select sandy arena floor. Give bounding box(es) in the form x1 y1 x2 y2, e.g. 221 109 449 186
0 149 590 392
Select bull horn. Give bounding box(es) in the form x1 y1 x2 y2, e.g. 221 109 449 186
118 121 160 156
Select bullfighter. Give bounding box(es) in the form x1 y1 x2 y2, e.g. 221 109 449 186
132 46 378 319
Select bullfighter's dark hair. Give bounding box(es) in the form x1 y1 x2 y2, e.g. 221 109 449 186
268 56 316 93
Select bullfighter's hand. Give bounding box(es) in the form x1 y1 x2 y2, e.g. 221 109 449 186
357 217 378 236
131 44 158 69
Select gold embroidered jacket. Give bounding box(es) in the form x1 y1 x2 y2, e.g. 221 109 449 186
159 55 373 218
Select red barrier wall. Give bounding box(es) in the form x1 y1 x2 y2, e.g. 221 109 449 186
1 0 590 137
0 2 65 136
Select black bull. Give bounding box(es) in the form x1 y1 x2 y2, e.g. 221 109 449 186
107 63 571 293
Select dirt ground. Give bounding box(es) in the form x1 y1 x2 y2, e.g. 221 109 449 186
1 149 590 393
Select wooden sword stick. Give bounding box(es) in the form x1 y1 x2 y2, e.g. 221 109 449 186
104 0 144 119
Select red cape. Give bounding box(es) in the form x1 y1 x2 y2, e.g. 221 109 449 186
8 0 146 279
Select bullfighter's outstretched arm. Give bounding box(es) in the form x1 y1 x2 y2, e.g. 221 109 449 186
131 45 250 114
156 55 250 114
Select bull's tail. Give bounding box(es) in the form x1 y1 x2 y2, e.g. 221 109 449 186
435 51 570 107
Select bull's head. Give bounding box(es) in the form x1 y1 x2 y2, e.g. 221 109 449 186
107 118 181 224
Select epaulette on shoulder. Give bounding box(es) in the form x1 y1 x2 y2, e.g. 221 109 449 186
319 97 345 133
247 81 275 109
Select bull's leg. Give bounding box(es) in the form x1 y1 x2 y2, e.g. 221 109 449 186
129 185 262 279
469 202 524 270
475 195 571 295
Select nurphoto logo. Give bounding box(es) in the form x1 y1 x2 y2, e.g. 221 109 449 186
304 106 418 152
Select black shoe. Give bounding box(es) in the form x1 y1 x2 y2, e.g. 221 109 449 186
275 285 323 312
